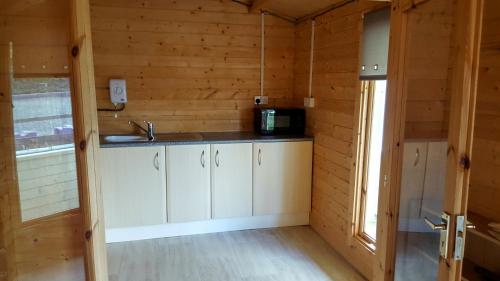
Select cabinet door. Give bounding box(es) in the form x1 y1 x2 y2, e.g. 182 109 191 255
166 144 211 223
211 143 252 219
253 141 313 216
101 146 166 228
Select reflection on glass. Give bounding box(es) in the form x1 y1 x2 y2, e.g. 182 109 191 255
13 77 79 221
394 142 447 281
363 80 387 240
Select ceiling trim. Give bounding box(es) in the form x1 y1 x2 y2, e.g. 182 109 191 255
296 0 356 22
231 0 363 24
249 0 272 13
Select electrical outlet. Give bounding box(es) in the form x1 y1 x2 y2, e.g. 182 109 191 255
254 96 269 105
304 97 315 108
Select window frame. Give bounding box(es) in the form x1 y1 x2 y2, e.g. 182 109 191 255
352 80 386 250
11 75 75 155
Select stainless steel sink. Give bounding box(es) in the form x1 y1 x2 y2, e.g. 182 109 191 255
104 135 149 143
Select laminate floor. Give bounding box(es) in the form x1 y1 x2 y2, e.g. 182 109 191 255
394 231 440 281
107 226 366 281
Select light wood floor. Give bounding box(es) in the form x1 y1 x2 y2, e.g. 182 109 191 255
107 226 366 281
394 232 440 281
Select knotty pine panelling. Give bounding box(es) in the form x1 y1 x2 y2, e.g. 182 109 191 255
468 0 500 223
293 0 455 277
90 0 295 134
403 0 454 140
293 2 387 278
0 2 86 280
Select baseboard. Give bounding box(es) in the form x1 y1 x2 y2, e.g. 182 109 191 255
105 213 310 243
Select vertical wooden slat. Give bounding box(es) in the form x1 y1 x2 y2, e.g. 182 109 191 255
69 0 109 280
439 0 483 280
0 35 18 281
373 0 408 280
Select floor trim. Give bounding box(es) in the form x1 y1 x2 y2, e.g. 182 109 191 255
105 213 310 243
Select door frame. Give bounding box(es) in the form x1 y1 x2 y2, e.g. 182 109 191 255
69 0 109 280
0 1 107 280
373 0 484 280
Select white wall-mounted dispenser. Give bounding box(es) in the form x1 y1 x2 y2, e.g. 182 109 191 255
109 79 127 104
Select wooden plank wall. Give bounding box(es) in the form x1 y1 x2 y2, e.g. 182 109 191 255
293 2 386 277
17 150 79 222
0 1 86 280
90 0 296 134
402 0 454 140
293 0 454 277
468 0 500 224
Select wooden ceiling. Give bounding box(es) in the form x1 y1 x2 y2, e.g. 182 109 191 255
236 0 353 21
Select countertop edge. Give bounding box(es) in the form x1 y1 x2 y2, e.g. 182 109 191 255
99 133 314 148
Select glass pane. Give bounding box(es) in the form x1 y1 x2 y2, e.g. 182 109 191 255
363 80 387 240
463 0 500 279
13 77 79 222
393 0 455 280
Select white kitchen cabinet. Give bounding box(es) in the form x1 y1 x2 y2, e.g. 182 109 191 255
211 143 253 219
253 141 313 216
166 144 211 223
101 146 167 228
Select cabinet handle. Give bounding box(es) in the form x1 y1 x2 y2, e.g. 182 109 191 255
153 152 159 171
258 148 262 166
215 150 220 167
414 148 420 167
200 150 205 168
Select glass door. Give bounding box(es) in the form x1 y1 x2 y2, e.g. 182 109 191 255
462 0 500 280
387 0 484 280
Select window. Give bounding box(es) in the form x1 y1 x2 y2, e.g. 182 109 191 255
13 78 74 153
355 80 387 247
12 77 80 222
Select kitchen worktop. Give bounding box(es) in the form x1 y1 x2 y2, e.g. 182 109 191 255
99 132 313 148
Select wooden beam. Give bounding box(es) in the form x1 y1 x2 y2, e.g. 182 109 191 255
373 0 408 280
439 0 483 279
69 1 108 280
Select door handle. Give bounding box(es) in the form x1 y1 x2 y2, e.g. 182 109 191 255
414 148 420 166
258 148 262 166
424 213 451 259
215 150 220 167
466 221 476 230
200 150 205 168
424 217 447 231
454 216 477 260
153 152 159 171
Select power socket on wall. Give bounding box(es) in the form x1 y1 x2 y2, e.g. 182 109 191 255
304 97 315 108
254 96 269 105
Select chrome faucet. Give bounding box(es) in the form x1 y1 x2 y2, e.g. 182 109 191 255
129 120 155 141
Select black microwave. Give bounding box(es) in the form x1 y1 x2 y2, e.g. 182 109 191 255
254 108 306 135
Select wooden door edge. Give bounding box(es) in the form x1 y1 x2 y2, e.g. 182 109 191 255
373 0 485 280
69 0 109 280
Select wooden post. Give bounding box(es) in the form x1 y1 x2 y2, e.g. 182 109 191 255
0 41 18 281
69 0 109 280
373 0 408 280
439 0 483 279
